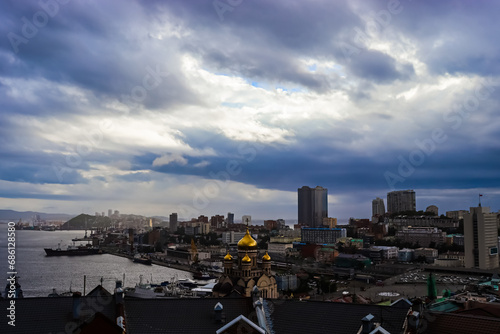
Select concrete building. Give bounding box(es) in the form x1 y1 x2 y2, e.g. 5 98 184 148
370 246 398 260
464 206 499 270
414 248 438 262
453 234 464 246
446 210 469 220
221 231 248 245
387 190 416 214
388 216 459 230
372 197 386 216
227 212 234 225
264 220 278 231
210 215 225 228
298 186 328 227
200 222 211 235
275 274 298 291
322 217 338 228
276 219 286 230
267 242 293 256
396 227 446 247
301 227 346 244
437 251 465 267
397 248 414 262
169 213 178 232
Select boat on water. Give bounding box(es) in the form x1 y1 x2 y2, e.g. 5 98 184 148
124 275 165 298
44 242 102 256
176 278 198 289
124 276 200 299
193 271 216 280
132 254 152 265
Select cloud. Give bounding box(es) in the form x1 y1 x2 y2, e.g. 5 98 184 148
0 0 499 220
152 153 188 167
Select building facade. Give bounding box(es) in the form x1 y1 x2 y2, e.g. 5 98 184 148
169 213 178 232
387 190 416 214
372 197 386 216
301 227 346 244
395 227 446 247
298 186 328 227
464 206 499 270
227 212 234 225
397 248 414 262
414 247 438 262
446 210 469 220
387 216 459 230
221 231 248 245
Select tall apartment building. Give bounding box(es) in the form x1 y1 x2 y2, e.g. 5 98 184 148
169 213 178 232
464 206 499 270
227 212 234 225
387 190 416 214
372 197 386 216
298 186 328 227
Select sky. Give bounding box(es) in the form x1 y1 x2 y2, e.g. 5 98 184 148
1 0 499 223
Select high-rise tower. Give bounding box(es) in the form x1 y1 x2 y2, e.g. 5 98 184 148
387 190 416 214
298 186 328 227
464 206 499 270
372 197 386 216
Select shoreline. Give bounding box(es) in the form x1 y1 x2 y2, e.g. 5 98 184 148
103 248 200 274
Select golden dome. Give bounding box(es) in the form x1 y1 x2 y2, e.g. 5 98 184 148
262 251 271 261
237 229 258 250
241 253 251 263
224 251 232 261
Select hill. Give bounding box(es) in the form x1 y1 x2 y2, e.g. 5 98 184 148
0 209 74 222
61 214 112 229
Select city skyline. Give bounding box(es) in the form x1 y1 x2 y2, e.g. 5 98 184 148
1 1 500 221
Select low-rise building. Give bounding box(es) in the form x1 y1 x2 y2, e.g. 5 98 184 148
335 253 371 269
396 227 446 247
221 231 248 244
267 242 293 256
388 216 459 230
315 247 338 263
301 227 346 244
397 248 414 262
370 246 398 260
414 247 438 263
446 234 464 246
435 251 465 267
446 210 469 220
275 274 298 291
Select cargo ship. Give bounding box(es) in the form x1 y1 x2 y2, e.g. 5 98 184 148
44 242 103 256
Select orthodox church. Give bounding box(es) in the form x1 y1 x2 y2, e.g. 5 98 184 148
213 228 278 298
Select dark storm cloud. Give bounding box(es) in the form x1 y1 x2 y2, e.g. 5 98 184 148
147 0 364 93
383 0 500 77
0 0 499 217
0 0 200 112
115 172 152 183
348 50 414 83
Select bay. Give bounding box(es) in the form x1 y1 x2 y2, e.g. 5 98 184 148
0 224 193 297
